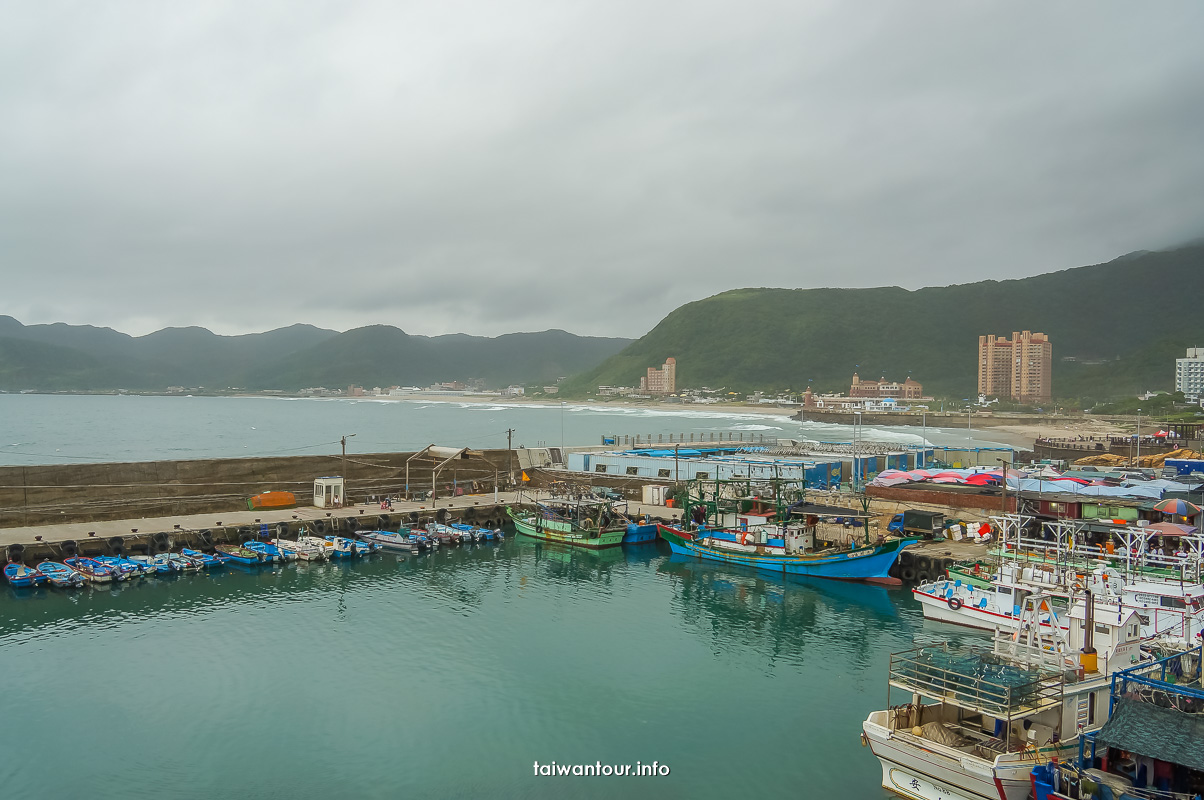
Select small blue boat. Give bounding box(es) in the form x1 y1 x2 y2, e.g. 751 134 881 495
324 536 372 557
623 521 659 545
243 541 288 563
129 554 176 574
5 562 48 587
452 523 502 542
65 556 120 582
36 561 85 588
181 548 225 569
94 555 143 580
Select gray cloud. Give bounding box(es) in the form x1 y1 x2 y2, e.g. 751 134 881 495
2 0 1202 337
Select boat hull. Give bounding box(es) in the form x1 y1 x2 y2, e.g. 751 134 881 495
506 508 625 549
863 715 1075 800
623 523 659 544
657 525 911 583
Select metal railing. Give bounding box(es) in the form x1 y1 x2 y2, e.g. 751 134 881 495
888 643 1065 718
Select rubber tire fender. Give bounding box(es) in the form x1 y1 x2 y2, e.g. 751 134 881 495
313 519 327 535
276 522 289 538
379 514 391 528
900 566 917 582
947 597 964 611
915 570 933 583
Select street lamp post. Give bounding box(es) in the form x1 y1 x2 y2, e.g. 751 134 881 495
997 456 1010 514
921 410 927 467
560 401 566 452
853 410 862 491
1136 408 1142 467
341 433 356 506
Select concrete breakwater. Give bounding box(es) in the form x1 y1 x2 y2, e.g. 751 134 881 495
0 447 539 529
1 499 519 564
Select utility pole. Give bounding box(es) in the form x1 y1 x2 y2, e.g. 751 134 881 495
341 433 356 506
1136 409 1142 468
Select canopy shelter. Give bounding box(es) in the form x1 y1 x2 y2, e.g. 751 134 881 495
1095 698 1204 772
405 445 481 501
786 501 872 518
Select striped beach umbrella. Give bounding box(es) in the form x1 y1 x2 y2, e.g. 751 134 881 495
1153 498 1202 516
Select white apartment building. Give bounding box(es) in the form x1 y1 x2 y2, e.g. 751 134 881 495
1175 348 1204 399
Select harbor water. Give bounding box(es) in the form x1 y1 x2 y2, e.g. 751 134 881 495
0 393 1018 466
0 538 984 799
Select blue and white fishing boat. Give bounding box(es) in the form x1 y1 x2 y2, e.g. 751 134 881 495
429 523 472 545
36 561 85 588
355 530 418 554
94 555 143 580
324 536 372 557
5 562 48 587
243 540 290 563
163 552 201 572
129 554 177 574
214 544 264 565
181 548 226 569
453 523 497 542
65 556 119 582
272 538 326 561
660 524 913 583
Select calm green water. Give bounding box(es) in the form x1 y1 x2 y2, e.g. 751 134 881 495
0 538 980 799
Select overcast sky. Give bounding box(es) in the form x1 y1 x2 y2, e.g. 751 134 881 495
2 1 1203 339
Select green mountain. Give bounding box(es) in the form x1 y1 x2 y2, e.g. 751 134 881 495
0 318 630 392
562 243 1204 402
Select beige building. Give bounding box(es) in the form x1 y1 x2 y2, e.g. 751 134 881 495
640 357 677 395
849 373 925 399
977 331 1052 403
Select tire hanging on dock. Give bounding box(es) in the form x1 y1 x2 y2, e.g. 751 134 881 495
313 519 327 534
276 522 289 538
108 536 125 556
199 529 213 547
379 514 391 529
900 566 917 582
152 531 170 553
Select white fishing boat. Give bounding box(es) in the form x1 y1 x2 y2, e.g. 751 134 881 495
917 514 1204 646
863 594 1146 800
272 538 327 561
917 565 1204 638
356 529 418 554
297 534 337 559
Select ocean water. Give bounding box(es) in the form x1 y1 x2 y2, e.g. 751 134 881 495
0 394 1017 466
0 538 986 799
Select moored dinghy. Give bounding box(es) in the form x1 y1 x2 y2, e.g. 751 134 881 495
5 562 48 587
324 535 372 557
214 544 265 565
355 530 417 554
128 554 176 574
163 552 201 572
36 561 85 588
65 556 119 582
181 548 225 569
272 538 326 561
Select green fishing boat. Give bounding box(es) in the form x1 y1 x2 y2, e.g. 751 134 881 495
506 499 626 549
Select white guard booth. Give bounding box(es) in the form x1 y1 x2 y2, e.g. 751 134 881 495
641 485 670 505
314 476 345 508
